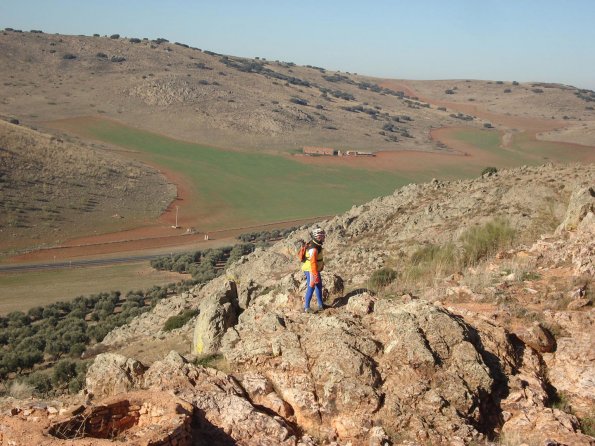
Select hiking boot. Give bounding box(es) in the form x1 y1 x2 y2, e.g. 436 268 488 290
304 308 312 314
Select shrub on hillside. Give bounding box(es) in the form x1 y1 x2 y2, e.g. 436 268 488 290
369 267 398 289
110 55 126 63
460 218 515 265
129 38 141 43
290 97 308 106
163 309 199 332
109 34 120 39
402 218 516 287
481 166 498 176
96 52 108 58
62 53 77 60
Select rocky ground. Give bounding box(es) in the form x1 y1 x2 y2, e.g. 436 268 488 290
1 163 592 445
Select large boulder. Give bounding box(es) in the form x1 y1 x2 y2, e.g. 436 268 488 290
372 300 494 444
85 353 147 399
514 321 556 353
556 186 595 233
142 351 303 446
192 281 240 355
543 310 595 417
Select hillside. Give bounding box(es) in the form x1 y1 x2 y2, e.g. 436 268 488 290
2 163 592 445
0 119 176 254
1 29 594 260
1 29 593 153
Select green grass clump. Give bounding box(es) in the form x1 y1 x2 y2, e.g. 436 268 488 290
400 219 515 288
580 413 595 437
192 353 230 372
163 308 199 332
369 267 398 289
459 218 515 265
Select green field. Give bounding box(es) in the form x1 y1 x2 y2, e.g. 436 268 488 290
451 128 593 165
82 119 418 229
0 263 187 314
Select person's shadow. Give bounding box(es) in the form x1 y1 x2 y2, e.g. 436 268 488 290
329 288 375 308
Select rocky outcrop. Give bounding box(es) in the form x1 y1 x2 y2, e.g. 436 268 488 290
82 351 312 445
1 391 194 446
543 310 595 417
85 353 147 399
219 292 515 444
514 321 556 353
556 186 595 233
192 281 240 355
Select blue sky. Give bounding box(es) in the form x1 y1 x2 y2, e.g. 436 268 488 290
2 0 594 89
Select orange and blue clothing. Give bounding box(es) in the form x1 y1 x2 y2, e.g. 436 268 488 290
302 240 324 310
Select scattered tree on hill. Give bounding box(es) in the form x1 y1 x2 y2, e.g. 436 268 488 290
481 166 498 176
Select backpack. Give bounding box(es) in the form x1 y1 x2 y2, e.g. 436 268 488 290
297 240 309 263
297 240 323 263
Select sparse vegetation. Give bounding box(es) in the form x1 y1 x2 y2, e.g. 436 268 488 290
193 353 227 371
481 166 498 176
290 97 308 106
163 308 199 331
369 267 398 289
150 244 255 282
399 218 515 288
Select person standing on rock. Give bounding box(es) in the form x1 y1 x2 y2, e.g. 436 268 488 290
301 227 326 312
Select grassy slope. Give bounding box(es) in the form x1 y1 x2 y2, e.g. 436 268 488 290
83 119 417 229
452 128 594 165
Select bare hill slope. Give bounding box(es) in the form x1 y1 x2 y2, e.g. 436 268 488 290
0 119 175 254
2 29 593 153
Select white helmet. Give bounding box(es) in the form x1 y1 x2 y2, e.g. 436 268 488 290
311 227 326 241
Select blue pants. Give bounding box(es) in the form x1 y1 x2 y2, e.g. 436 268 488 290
304 271 324 309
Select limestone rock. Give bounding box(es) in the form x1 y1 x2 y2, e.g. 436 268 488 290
543 310 595 416
220 295 503 444
515 322 556 353
501 408 593 446
85 353 147 399
143 351 301 445
556 186 595 233
192 281 239 355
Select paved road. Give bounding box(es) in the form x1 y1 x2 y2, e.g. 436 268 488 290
0 253 166 273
